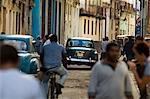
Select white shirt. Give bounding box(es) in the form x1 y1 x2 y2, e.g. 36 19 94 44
88 61 132 99
0 69 45 99
43 40 50 46
101 41 109 52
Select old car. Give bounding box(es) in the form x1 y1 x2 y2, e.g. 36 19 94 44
0 35 40 74
66 37 98 67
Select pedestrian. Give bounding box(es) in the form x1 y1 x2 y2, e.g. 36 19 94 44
135 36 144 45
88 42 133 99
123 36 134 61
35 36 42 54
128 42 150 99
0 44 45 99
40 34 68 95
100 37 109 60
43 34 51 46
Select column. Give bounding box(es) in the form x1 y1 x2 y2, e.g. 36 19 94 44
41 0 46 39
45 0 48 35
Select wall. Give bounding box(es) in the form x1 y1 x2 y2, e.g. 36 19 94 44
0 0 33 35
32 0 41 39
64 0 80 43
79 16 102 41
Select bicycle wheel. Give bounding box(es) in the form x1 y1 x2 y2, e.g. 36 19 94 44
47 79 51 99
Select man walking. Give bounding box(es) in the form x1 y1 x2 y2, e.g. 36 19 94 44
88 43 133 99
0 44 45 99
100 37 109 60
40 34 68 95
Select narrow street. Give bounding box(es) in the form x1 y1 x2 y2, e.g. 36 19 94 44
59 65 91 99
59 65 141 99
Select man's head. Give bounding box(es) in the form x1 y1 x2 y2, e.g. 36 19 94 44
135 36 143 44
133 42 149 64
50 34 57 42
1 32 5 35
0 44 19 69
105 37 109 41
45 35 49 40
106 43 120 62
145 39 150 47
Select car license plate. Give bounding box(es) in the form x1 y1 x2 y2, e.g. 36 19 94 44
76 51 84 58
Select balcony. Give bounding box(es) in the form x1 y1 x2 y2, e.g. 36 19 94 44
80 5 106 19
120 1 134 13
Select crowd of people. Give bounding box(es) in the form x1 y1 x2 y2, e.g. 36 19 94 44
88 36 150 99
0 34 68 99
1 33 150 99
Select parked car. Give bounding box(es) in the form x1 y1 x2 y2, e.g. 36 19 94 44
66 37 98 67
0 35 40 74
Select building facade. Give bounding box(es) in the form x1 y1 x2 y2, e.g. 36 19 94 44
78 0 106 41
118 0 135 36
41 0 65 44
64 0 80 43
0 0 34 35
32 0 41 39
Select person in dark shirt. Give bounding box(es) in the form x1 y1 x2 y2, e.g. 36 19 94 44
123 37 134 61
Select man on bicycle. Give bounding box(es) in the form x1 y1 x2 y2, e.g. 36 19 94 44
40 34 68 95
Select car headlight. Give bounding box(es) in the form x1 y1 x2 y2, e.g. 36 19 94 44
30 58 40 72
94 51 98 54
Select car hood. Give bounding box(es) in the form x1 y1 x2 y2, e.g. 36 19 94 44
67 47 94 51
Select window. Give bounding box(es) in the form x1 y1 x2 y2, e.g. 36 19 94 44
18 13 20 34
88 20 89 34
91 21 93 35
111 20 113 29
99 21 100 34
9 10 11 33
84 19 86 34
16 12 18 34
4 40 28 52
13 11 15 34
67 39 94 48
95 20 97 35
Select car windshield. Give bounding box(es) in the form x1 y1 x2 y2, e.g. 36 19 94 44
3 40 28 52
67 39 94 48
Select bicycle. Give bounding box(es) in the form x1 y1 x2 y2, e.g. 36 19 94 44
38 67 63 99
46 71 59 99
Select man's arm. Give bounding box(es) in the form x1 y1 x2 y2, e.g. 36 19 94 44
132 69 150 91
88 64 99 99
128 61 150 90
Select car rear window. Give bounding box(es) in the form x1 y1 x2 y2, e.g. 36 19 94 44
67 39 94 48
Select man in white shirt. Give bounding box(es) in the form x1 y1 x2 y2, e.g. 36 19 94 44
0 44 45 99
88 43 133 99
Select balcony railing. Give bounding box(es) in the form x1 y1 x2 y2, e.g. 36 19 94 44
80 5 106 19
120 1 134 13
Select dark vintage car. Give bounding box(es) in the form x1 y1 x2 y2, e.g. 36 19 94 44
0 35 40 74
66 37 98 67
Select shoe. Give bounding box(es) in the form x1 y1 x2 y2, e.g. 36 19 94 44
56 83 64 88
56 84 62 95
56 87 62 95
